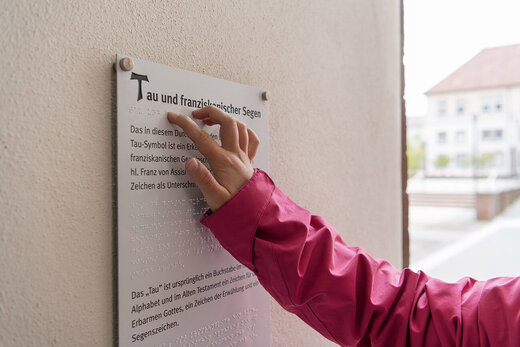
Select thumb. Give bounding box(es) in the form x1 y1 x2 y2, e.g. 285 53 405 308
185 158 229 210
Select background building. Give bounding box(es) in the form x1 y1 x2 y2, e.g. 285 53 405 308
424 44 520 177
406 115 426 177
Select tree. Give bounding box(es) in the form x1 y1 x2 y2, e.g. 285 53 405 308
407 140 425 177
478 153 496 168
434 155 450 168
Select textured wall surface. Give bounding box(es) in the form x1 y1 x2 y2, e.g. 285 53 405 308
0 1 402 346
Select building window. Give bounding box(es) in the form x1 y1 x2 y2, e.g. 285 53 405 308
495 96 504 112
482 96 504 114
456 99 465 115
438 100 447 117
455 154 469 168
437 132 447 144
494 152 504 167
479 152 503 168
482 129 503 141
455 131 466 144
482 100 490 113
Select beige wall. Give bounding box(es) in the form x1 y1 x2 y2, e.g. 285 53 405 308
0 1 402 346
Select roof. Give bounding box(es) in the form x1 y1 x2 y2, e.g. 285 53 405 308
426 43 520 95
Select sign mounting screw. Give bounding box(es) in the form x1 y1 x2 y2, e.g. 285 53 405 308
119 57 134 71
262 91 269 101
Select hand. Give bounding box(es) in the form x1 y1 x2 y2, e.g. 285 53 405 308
167 106 260 211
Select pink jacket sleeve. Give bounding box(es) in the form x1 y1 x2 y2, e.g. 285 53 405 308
201 170 520 347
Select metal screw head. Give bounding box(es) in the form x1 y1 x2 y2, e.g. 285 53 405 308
119 57 134 71
261 91 269 101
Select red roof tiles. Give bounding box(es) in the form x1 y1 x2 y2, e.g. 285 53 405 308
426 43 520 95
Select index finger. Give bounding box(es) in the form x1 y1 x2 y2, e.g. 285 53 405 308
167 112 222 159
192 106 239 151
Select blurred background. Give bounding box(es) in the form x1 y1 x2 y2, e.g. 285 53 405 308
404 0 520 282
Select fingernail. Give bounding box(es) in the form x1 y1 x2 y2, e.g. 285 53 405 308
167 112 177 122
186 158 198 174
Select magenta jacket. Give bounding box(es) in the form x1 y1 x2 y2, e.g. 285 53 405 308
201 170 520 346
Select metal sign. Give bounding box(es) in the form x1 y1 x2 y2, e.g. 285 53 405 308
116 54 271 346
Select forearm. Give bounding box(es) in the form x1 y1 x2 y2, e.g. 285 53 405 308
202 170 520 346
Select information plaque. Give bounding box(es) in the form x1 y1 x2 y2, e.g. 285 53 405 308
116 55 271 346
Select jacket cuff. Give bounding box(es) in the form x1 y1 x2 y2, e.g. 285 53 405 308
200 170 275 271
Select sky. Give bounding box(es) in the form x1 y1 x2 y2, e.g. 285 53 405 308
404 0 520 117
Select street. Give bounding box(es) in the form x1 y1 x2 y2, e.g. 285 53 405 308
409 198 520 282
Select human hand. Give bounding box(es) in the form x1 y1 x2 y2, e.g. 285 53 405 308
167 106 260 211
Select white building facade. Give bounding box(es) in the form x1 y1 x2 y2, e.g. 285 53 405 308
424 45 520 178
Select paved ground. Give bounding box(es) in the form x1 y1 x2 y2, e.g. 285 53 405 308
408 176 520 194
409 198 520 282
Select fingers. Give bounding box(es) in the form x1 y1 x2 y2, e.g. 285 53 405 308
247 128 260 161
192 106 232 123
185 158 229 210
167 112 221 159
192 106 239 151
169 108 260 162
236 121 248 154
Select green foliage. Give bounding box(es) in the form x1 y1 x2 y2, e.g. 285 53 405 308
434 155 450 168
406 139 425 177
478 153 496 168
